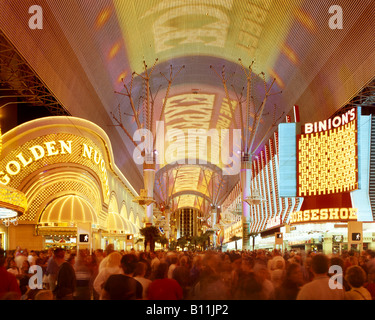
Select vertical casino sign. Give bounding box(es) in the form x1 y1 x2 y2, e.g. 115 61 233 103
297 108 358 198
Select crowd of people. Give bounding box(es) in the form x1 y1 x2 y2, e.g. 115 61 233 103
1 245 375 300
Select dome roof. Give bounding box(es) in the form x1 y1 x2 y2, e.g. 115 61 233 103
107 211 139 235
40 195 97 225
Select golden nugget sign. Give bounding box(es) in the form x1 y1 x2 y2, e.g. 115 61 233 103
0 138 110 200
0 140 73 185
290 208 358 225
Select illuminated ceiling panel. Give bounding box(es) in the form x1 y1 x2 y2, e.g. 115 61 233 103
171 166 212 196
113 0 303 75
175 194 198 210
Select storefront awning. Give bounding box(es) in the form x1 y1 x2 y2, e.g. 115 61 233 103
107 211 139 235
40 195 98 225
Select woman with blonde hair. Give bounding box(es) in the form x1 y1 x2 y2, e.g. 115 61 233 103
93 252 123 299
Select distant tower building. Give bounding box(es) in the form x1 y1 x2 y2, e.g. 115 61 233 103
176 208 198 238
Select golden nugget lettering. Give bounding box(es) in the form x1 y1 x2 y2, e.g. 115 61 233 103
0 140 72 185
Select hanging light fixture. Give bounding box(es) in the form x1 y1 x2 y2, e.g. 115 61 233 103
0 183 27 226
244 188 265 206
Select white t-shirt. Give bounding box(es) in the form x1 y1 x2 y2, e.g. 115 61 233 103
297 275 345 300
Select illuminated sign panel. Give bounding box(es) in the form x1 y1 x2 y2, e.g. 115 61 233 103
297 108 358 197
0 135 111 203
266 216 281 230
289 208 358 225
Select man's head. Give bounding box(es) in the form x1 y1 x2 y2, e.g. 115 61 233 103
120 254 138 275
53 248 66 266
345 265 367 289
311 254 329 276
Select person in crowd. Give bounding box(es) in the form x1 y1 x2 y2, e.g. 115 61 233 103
0 248 21 300
190 253 228 300
139 251 152 279
359 255 369 275
297 254 345 300
301 256 314 283
366 250 375 274
167 253 178 279
149 251 161 278
93 251 123 298
234 270 264 300
74 250 92 300
147 261 183 300
254 264 275 300
172 255 191 299
275 263 304 300
365 268 375 300
270 259 285 289
46 248 60 291
133 261 152 299
27 250 37 266
86 252 99 300
98 244 115 272
101 254 143 300
6 257 21 279
34 289 54 300
94 249 104 268
344 265 372 300
189 255 202 288
18 259 32 297
268 249 286 272
53 248 76 300
14 248 27 270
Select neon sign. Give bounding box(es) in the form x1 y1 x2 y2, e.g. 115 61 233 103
304 108 356 134
0 140 72 185
289 208 358 225
298 110 358 197
0 139 110 200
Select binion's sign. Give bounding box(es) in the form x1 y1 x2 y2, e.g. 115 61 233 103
303 108 356 135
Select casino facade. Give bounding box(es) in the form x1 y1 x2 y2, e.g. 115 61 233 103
0 117 144 251
221 105 375 254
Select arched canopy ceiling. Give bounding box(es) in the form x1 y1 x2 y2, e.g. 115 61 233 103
1 0 374 214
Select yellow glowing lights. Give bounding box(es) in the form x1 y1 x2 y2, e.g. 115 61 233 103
0 136 111 203
280 43 299 65
268 69 285 89
298 118 358 197
95 7 112 29
108 42 121 60
0 184 28 217
290 208 358 225
40 195 97 224
117 70 128 83
293 8 316 33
